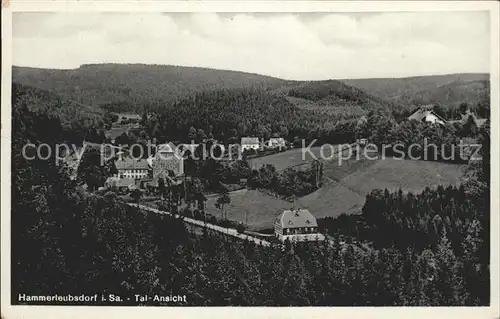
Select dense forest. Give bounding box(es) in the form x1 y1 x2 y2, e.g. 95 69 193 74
343 73 489 107
12 64 293 112
319 123 490 304
12 82 104 145
13 65 489 120
11 77 491 306
141 87 365 145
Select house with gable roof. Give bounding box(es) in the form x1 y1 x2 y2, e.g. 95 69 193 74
115 156 151 180
449 109 488 129
241 137 261 152
274 209 325 242
407 105 447 126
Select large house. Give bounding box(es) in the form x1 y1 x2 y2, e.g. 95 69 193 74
149 143 184 183
408 105 447 126
241 137 261 152
274 209 325 242
115 156 151 180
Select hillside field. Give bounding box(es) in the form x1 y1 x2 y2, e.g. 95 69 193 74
211 156 466 231
247 145 341 171
302 157 466 219
205 189 292 230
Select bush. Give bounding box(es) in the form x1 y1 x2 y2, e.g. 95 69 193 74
236 223 246 234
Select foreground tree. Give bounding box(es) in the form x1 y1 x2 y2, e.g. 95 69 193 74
215 190 231 220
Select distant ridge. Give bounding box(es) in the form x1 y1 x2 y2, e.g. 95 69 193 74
13 63 488 116
342 73 489 107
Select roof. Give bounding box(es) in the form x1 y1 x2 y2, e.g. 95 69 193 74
408 109 446 123
269 137 285 142
274 209 318 228
241 137 260 145
115 157 151 170
449 112 488 128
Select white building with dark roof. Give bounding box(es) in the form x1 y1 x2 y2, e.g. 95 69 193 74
408 105 446 126
241 137 261 152
274 209 325 242
115 157 151 180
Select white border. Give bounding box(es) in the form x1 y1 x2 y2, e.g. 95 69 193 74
1 2 499 319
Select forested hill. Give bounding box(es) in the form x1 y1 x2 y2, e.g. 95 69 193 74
12 64 393 146
12 82 104 144
12 64 294 112
14 64 488 124
13 64 392 115
342 73 489 107
277 80 394 115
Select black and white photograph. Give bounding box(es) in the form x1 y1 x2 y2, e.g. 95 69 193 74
1 2 499 318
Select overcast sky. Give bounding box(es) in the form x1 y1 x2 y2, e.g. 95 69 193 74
12 11 490 80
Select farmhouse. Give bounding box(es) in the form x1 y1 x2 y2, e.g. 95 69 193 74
449 110 488 129
267 137 286 150
408 105 446 126
241 137 261 152
274 209 325 242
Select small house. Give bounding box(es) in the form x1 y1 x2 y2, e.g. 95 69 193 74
274 209 325 242
267 137 286 150
408 105 446 126
241 137 261 152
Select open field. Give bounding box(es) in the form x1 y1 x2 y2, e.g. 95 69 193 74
205 189 293 230
299 157 466 219
217 155 466 230
338 157 466 195
247 145 342 171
